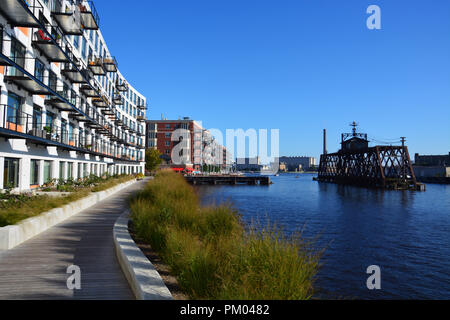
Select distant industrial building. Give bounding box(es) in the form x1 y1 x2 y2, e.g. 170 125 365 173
235 157 262 171
278 156 316 171
413 152 450 179
414 153 450 166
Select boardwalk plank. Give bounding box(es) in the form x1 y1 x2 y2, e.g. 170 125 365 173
0 179 147 300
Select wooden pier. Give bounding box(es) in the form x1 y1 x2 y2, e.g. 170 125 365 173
185 175 271 185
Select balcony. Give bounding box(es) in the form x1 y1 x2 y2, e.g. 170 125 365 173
88 56 106 76
113 93 123 105
61 61 89 84
0 0 42 28
45 83 81 112
0 41 53 95
4 66 53 95
103 56 117 73
77 0 100 30
137 102 147 110
116 79 128 92
0 105 140 162
100 107 115 116
0 104 81 149
92 96 108 108
31 26 69 63
79 84 99 97
136 115 146 122
51 0 83 35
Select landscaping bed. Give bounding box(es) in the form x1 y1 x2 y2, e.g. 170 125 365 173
0 174 136 227
130 170 322 300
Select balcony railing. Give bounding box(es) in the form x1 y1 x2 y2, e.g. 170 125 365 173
51 0 83 35
88 55 106 76
31 24 69 63
116 79 128 92
0 104 141 162
103 55 117 73
77 0 100 30
0 0 43 28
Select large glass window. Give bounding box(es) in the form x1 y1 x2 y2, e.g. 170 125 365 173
81 36 87 60
49 70 57 91
4 158 19 188
9 37 25 75
34 58 45 82
46 111 55 128
6 93 22 128
33 105 42 130
73 35 79 50
68 163 73 179
59 162 66 180
43 161 51 183
30 159 39 185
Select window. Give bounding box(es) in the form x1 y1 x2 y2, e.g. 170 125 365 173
94 31 98 51
73 35 79 50
43 161 51 183
33 105 42 130
6 92 22 128
68 163 73 179
49 70 57 91
165 149 171 155
4 158 19 188
165 124 171 129
46 111 55 128
30 160 39 185
59 162 66 180
165 132 171 138
9 37 25 74
78 163 82 178
68 123 74 144
34 58 45 82
81 36 87 60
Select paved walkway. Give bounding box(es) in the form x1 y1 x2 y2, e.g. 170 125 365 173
0 179 147 300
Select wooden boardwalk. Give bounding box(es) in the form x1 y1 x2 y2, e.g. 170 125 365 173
0 179 147 300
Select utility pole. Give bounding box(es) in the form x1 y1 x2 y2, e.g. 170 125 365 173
401 137 406 182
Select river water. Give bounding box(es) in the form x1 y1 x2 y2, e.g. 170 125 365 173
195 173 450 299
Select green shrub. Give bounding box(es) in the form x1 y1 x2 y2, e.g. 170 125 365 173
130 170 321 300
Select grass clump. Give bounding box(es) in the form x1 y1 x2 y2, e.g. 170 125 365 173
0 174 135 227
130 170 321 300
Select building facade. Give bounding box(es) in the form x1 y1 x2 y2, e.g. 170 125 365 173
414 152 450 166
278 156 316 171
146 118 231 172
0 0 146 191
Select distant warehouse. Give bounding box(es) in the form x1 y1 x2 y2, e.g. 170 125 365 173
279 156 317 171
413 152 450 180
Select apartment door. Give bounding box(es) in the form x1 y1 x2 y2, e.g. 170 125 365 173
3 158 19 188
32 105 42 130
9 37 25 76
6 93 22 132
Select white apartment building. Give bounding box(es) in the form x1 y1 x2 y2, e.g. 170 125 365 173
0 0 147 191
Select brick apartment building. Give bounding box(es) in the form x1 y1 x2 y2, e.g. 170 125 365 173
146 118 232 172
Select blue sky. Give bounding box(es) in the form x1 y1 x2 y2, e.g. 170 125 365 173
96 0 450 160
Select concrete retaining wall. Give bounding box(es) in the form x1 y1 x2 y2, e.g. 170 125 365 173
113 210 173 300
0 179 137 251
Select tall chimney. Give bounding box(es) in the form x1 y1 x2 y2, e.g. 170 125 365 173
323 129 327 155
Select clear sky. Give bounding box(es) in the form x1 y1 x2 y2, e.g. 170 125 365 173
96 0 450 160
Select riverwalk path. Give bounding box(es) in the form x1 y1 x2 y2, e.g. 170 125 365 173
0 179 148 300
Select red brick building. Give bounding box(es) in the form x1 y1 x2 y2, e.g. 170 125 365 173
146 118 230 171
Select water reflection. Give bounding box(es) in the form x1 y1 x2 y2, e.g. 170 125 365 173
195 174 450 299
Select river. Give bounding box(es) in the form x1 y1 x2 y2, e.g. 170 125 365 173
195 173 450 299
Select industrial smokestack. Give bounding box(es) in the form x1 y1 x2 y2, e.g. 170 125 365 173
323 129 327 155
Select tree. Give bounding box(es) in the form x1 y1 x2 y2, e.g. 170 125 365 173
145 148 162 173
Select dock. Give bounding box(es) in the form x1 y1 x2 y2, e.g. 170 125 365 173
185 175 270 185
